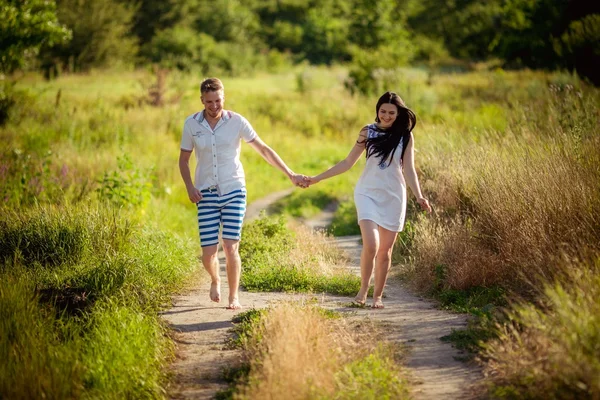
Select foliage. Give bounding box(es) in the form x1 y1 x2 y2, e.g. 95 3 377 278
406 0 600 84
40 0 138 75
0 81 16 125
97 154 153 208
0 0 71 73
345 43 416 95
0 204 197 399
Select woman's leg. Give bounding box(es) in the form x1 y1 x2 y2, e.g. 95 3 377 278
355 219 380 304
372 226 398 308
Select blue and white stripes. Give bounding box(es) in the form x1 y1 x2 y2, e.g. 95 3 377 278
196 188 247 247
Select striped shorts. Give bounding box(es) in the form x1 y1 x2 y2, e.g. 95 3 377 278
196 188 247 247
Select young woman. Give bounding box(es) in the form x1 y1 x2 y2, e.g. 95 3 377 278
306 91 431 308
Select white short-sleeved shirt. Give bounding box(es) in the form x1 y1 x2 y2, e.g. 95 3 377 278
180 110 258 195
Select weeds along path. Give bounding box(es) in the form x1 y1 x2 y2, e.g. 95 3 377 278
162 189 480 399
161 189 296 399
306 213 483 400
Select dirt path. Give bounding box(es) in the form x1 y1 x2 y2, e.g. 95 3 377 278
307 212 483 399
162 194 481 399
317 235 481 399
161 189 296 399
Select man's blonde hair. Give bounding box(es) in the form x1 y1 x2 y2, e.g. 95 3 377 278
200 78 224 94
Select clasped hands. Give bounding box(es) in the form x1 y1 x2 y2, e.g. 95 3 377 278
291 174 315 189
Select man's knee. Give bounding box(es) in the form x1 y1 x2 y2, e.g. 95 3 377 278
201 245 219 263
222 239 240 257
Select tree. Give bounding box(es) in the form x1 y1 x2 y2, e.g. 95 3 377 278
493 0 600 83
0 0 71 73
39 0 138 75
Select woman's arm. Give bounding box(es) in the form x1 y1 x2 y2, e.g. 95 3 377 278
402 133 432 212
309 128 367 184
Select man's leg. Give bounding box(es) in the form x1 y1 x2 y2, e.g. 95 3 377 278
197 192 222 302
223 239 241 309
220 188 246 310
201 244 220 302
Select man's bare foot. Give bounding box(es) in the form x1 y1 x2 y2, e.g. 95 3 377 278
226 298 242 310
372 298 384 309
210 281 221 303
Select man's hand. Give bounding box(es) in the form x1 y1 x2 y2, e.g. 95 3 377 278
187 187 203 203
291 173 310 188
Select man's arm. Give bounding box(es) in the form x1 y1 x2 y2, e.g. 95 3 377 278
179 149 202 203
246 137 303 185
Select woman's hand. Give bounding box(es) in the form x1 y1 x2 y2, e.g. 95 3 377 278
417 197 432 213
304 176 320 187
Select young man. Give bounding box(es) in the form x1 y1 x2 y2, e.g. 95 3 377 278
179 78 305 310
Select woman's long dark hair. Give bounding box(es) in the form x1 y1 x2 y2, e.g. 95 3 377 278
364 91 416 167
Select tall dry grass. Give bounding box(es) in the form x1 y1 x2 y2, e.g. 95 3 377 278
287 221 352 275
481 258 600 399
235 303 408 399
404 82 600 295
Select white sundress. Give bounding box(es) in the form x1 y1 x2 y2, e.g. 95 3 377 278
354 124 407 232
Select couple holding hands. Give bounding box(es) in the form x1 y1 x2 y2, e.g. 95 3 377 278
179 78 431 310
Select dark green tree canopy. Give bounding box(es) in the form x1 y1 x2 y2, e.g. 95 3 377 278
0 0 71 73
2 0 597 84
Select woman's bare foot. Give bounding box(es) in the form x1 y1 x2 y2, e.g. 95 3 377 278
209 281 221 303
226 298 242 310
372 298 384 309
354 289 368 306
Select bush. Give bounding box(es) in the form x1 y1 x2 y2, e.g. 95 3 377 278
97 154 153 208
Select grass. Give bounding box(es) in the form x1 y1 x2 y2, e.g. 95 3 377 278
221 302 409 400
482 258 600 399
3 64 600 399
239 214 362 296
0 205 197 399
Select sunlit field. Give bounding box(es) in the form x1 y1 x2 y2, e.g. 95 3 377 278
2 65 599 398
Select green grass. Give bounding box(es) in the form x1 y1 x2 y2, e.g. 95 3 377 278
330 348 410 400
0 205 197 399
330 199 360 236
239 214 361 295
3 65 600 399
